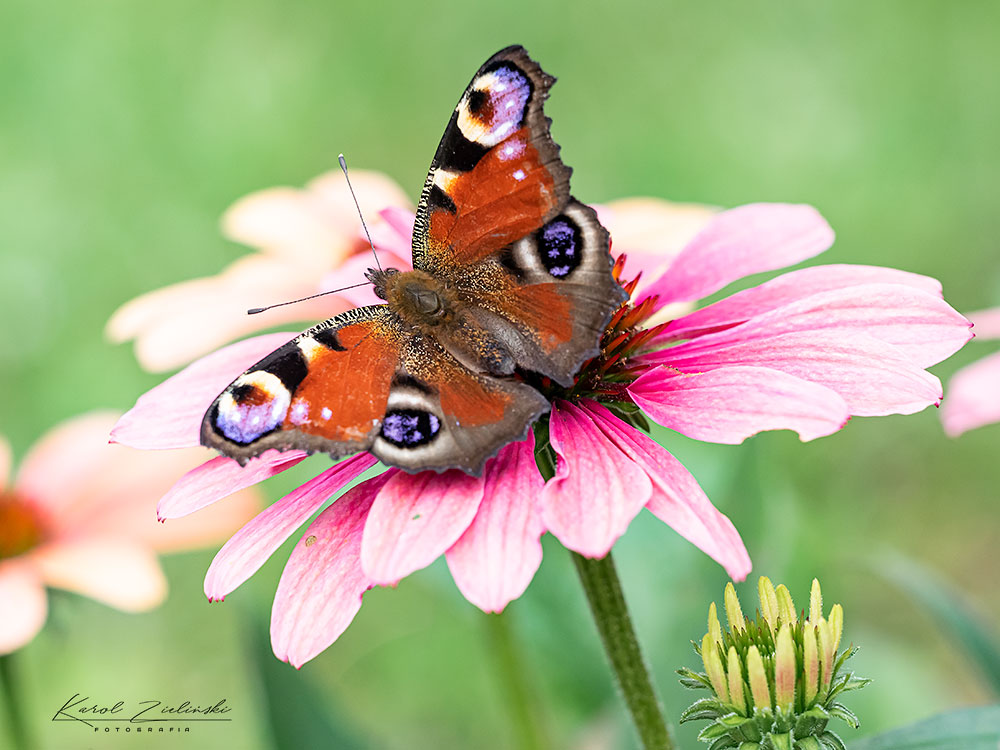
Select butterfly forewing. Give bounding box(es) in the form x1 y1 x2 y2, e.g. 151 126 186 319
412 45 572 272
202 306 403 461
411 46 627 385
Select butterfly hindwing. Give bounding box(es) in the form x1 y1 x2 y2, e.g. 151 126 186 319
372 334 549 474
460 199 627 386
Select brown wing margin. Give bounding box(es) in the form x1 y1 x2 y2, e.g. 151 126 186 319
201 305 403 463
411 46 572 272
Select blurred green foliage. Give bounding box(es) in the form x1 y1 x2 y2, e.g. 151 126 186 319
1 1 998 748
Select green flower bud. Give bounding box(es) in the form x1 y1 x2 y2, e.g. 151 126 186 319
680 578 870 750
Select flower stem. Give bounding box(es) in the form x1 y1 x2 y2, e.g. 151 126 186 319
0 652 32 750
483 611 549 750
572 551 675 750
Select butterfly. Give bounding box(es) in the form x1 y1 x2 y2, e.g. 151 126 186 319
201 46 627 475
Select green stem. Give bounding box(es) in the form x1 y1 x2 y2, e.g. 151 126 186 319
572 551 675 750
1 652 32 750
484 611 549 750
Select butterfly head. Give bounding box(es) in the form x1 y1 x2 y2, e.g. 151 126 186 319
364 267 399 301
372 267 460 326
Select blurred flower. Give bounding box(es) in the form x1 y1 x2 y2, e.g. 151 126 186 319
106 170 413 372
111 190 971 666
679 578 870 750
940 307 1000 436
0 412 258 654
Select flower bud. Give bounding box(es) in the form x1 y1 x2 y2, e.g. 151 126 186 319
680 578 869 749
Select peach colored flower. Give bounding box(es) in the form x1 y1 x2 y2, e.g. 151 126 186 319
0 412 259 654
106 170 412 373
111 200 971 666
941 307 1000 435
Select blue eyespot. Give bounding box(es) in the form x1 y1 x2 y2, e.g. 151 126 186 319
215 382 289 445
381 409 441 448
538 217 581 278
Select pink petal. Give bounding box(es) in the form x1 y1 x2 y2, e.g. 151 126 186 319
540 401 653 558
581 402 751 580
629 365 849 443
941 351 1000 437
969 308 1000 340
600 197 717 295
107 257 346 373
270 472 391 667
111 332 296 449
203 453 378 600
33 539 166 612
639 204 834 307
158 450 307 520
17 420 258 548
0 560 47 654
223 185 361 265
16 411 124 514
320 248 411 308
306 170 413 237
378 206 417 252
661 265 945 342
663 284 971 369
643 330 942 416
445 436 546 613
361 470 485 586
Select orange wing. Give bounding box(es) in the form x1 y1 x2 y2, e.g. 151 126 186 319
201 306 403 462
411 46 571 272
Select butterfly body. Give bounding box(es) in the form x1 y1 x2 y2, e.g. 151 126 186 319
202 46 627 475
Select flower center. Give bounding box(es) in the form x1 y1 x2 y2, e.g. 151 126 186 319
0 491 47 559
528 256 667 411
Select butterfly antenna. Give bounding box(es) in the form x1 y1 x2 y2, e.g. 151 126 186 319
247 281 372 315
339 153 383 273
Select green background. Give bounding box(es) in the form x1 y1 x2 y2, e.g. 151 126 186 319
2 1 998 748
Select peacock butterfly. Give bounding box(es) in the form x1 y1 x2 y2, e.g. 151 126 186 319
201 46 627 475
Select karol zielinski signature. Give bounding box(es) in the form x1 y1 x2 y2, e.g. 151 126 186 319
52 694 232 730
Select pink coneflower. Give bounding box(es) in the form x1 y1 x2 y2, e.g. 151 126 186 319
112 199 971 667
0 412 258 653
940 308 1000 436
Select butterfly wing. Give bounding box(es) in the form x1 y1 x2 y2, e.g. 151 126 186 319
202 306 403 462
412 46 627 386
374 334 549 474
202 305 547 474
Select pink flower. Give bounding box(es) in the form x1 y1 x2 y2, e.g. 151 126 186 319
940 308 1000 436
105 170 413 372
0 412 259 654
112 199 971 667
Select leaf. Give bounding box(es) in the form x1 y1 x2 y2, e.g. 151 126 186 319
849 706 1000 750
682 697 728 722
678 666 715 690
827 702 860 729
877 553 1000 695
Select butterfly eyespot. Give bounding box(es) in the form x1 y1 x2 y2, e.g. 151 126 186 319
457 65 532 148
214 373 291 445
380 409 441 448
536 216 583 278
